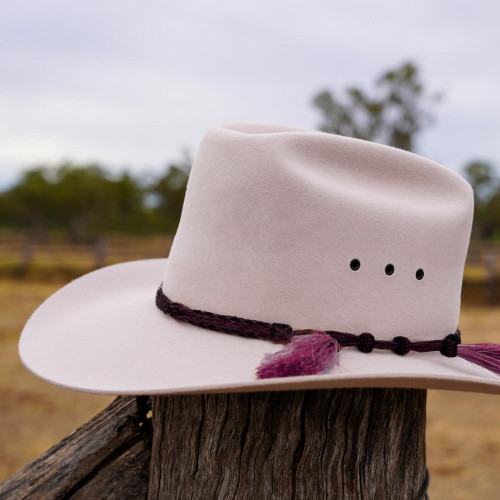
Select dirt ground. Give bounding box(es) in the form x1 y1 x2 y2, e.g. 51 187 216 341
0 279 499 498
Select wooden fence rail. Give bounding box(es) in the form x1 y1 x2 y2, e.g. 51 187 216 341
0 397 152 499
0 239 171 272
1 238 499 305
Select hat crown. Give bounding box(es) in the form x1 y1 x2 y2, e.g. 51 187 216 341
163 123 473 341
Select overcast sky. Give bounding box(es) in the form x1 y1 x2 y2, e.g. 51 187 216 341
1 0 499 188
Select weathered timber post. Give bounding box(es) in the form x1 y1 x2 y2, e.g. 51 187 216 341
0 389 427 499
0 397 152 500
148 388 427 500
484 245 498 305
21 235 34 269
94 237 108 269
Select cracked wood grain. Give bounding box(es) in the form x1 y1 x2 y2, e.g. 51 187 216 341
148 388 427 500
0 396 151 500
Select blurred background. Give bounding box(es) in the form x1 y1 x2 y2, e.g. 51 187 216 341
1 1 499 498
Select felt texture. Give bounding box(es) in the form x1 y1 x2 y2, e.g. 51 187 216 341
164 123 472 341
19 123 499 395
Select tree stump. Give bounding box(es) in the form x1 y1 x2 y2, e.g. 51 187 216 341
148 388 427 500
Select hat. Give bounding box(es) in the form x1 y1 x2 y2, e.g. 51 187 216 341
19 123 500 395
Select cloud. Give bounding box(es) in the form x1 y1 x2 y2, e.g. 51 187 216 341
1 0 499 183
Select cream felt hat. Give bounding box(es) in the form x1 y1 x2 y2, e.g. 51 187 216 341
19 123 500 395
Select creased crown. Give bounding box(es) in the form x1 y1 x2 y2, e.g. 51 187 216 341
163 123 473 341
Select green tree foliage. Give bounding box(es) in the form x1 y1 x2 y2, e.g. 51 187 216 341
0 159 191 241
1 168 53 232
1 163 148 242
313 61 440 151
150 153 191 233
464 161 500 240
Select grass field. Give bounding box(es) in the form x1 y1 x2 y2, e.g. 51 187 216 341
1 277 499 498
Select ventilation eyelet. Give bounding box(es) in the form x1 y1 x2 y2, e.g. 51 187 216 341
416 268 424 280
385 264 394 276
350 259 360 271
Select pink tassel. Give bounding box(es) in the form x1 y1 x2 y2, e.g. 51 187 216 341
256 331 341 379
457 344 500 376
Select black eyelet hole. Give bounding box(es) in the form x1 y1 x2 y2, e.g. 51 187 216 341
385 264 394 276
416 268 424 280
350 259 360 271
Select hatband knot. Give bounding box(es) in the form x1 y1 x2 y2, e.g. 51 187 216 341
393 336 412 355
357 332 375 353
440 333 459 358
270 323 294 342
447 330 461 345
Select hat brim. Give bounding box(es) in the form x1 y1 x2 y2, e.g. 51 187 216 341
19 259 500 395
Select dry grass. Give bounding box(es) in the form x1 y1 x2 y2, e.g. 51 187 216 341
0 279 499 498
427 307 500 499
0 280 113 481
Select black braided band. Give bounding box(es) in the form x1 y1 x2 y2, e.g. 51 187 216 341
156 286 461 357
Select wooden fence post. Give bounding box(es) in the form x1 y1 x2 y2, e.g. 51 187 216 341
484 245 498 305
148 388 427 499
0 389 427 499
94 237 108 269
21 236 34 269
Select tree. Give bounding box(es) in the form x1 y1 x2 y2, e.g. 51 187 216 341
312 61 440 152
0 152 194 240
0 163 149 242
1 168 55 234
150 153 191 233
464 160 500 240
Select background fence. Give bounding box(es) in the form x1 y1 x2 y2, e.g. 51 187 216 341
0 230 173 281
1 229 500 305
